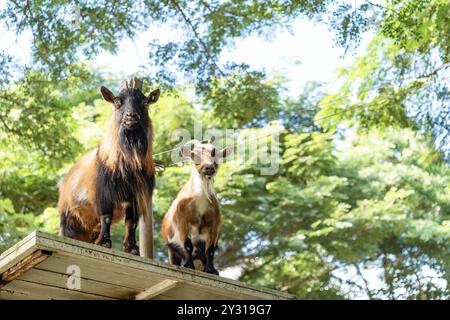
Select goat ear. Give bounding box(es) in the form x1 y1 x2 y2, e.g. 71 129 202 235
100 86 115 104
147 89 161 104
219 147 231 158
181 145 194 159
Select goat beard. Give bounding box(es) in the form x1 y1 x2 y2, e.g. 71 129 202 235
118 126 149 168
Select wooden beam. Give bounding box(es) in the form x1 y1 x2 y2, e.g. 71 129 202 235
8 231 295 300
0 230 38 274
32 231 293 299
0 250 52 286
2 279 113 300
134 279 179 300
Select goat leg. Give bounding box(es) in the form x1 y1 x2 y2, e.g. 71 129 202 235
123 206 139 255
204 244 219 275
94 214 113 248
183 238 195 269
194 240 207 268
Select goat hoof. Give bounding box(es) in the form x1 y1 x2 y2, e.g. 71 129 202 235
204 266 219 275
183 261 195 269
124 244 140 256
95 238 112 248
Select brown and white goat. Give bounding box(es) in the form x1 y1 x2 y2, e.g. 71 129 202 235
58 79 160 255
161 140 230 275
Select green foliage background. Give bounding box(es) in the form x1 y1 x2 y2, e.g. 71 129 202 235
0 0 449 299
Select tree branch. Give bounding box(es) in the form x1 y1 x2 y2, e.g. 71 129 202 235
0 113 20 136
199 0 249 19
364 0 386 10
354 263 374 300
169 0 228 79
240 255 278 278
0 94 24 137
10 0 30 34
420 62 450 79
381 251 396 300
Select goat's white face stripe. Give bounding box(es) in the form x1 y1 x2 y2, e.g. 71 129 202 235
191 165 215 207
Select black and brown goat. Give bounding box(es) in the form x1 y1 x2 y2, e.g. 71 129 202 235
161 140 230 274
58 78 160 255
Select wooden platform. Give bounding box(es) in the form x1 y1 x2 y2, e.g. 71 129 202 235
0 231 294 300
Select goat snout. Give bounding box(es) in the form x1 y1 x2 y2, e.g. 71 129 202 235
125 112 140 121
123 112 140 128
203 166 216 177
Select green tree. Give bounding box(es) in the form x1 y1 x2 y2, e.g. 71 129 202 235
0 0 449 300
0 0 332 129
322 0 450 157
217 126 449 299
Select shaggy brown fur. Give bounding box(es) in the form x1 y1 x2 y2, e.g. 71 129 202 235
58 79 160 255
162 140 230 274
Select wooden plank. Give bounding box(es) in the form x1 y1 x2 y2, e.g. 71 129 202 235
0 231 294 300
1 255 237 300
0 288 43 300
2 279 114 300
39 254 235 300
48 252 239 299
0 231 38 274
39 252 165 291
151 293 178 300
174 281 263 300
19 268 137 299
0 250 51 285
33 231 293 300
162 282 236 300
134 279 179 300
155 280 262 300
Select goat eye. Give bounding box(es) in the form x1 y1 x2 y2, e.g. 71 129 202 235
211 148 216 157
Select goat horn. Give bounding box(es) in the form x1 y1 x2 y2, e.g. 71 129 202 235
119 80 128 91
130 76 143 90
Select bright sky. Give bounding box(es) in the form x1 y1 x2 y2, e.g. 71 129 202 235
93 18 371 97
0 13 370 97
